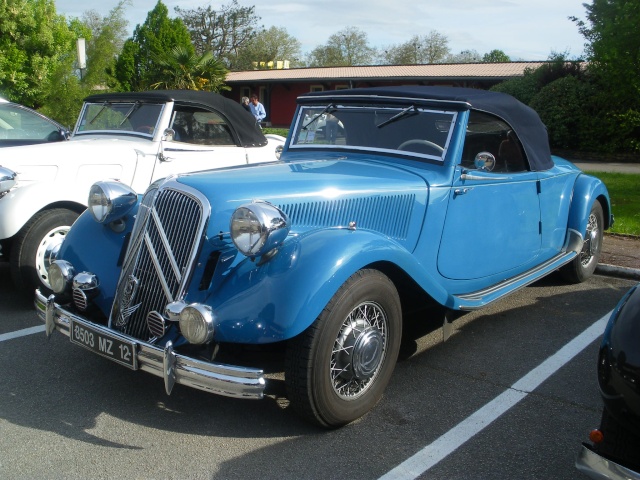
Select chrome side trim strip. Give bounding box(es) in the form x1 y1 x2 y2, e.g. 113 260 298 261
453 251 577 310
35 290 265 399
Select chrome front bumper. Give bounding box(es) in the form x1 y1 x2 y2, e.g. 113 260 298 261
35 290 266 399
576 444 640 480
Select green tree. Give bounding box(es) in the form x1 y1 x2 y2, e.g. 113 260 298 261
482 49 510 63
113 1 193 91
490 52 585 104
529 76 596 149
380 32 450 65
234 26 302 70
175 1 261 69
0 0 76 107
151 45 229 91
306 27 375 67
571 0 640 107
446 49 482 63
81 0 130 88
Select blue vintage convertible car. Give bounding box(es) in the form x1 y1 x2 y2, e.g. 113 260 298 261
36 86 612 427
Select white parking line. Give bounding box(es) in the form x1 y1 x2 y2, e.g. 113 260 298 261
379 312 611 480
0 325 45 342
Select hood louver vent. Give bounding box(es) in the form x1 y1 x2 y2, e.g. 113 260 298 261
280 194 414 240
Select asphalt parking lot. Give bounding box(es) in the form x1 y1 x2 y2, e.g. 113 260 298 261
0 262 636 480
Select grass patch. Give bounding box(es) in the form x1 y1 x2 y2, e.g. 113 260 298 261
263 127 289 137
585 171 640 236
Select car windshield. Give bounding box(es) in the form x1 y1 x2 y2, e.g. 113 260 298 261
290 103 457 161
75 101 165 137
0 104 60 140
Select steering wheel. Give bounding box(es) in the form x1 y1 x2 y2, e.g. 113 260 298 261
136 125 154 134
397 139 444 153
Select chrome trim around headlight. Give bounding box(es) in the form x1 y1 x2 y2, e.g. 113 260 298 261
230 201 290 258
0 166 17 194
88 180 138 224
179 304 215 345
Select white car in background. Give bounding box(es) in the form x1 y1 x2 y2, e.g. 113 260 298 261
0 90 285 294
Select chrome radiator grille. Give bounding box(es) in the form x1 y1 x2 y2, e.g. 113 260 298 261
109 185 206 341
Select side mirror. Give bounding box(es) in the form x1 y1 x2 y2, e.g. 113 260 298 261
474 151 496 172
162 128 176 142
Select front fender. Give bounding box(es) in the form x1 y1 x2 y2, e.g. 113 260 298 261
567 174 612 236
0 180 87 240
57 207 138 314
209 228 448 343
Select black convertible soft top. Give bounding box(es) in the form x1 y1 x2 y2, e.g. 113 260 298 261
299 86 553 171
84 90 267 148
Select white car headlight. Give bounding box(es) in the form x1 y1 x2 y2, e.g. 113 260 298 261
230 201 290 258
179 304 215 344
88 181 137 224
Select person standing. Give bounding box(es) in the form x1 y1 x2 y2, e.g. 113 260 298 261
241 96 251 112
249 94 266 126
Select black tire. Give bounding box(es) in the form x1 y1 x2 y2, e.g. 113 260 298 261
10 208 79 294
285 269 402 427
560 201 604 284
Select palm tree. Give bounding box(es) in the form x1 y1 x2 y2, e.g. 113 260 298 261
151 45 229 91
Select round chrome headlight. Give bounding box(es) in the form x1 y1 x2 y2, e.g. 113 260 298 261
179 304 215 345
88 181 138 224
230 201 290 258
48 260 75 295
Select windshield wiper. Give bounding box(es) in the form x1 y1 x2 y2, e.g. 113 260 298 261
88 103 108 125
119 102 141 127
376 105 418 129
302 103 336 130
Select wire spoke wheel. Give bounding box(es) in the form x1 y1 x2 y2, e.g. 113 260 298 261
285 269 401 427
331 301 387 399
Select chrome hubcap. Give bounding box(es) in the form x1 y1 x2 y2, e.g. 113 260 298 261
581 212 600 267
331 301 387 399
36 226 70 288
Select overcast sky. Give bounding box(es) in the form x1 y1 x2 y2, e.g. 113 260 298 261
54 0 590 61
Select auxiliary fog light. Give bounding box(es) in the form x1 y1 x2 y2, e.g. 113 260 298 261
179 304 215 345
48 260 75 295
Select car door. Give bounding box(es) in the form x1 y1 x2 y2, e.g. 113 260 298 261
437 111 541 280
151 106 248 182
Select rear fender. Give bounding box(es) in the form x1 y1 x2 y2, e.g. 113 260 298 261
209 228 448 343
567 174 612 239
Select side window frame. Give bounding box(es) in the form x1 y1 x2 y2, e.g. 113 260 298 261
461 111 529 173
169 105 238 146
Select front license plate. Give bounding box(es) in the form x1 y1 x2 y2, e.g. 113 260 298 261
69 319 138 369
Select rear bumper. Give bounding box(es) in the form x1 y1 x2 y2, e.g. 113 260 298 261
35 289 266 399
576 444 640 480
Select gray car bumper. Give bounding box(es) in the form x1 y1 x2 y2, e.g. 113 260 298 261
576 444 640 480
35 290 266 399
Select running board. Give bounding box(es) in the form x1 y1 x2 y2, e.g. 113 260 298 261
452 250 577 311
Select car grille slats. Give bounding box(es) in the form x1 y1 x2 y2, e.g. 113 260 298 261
109 185 206 341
